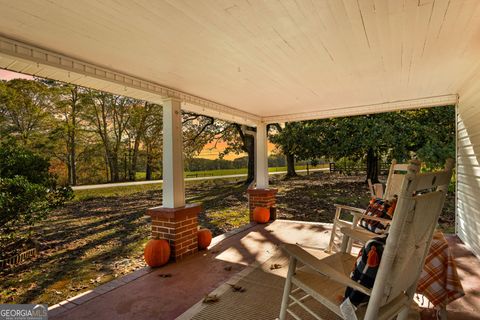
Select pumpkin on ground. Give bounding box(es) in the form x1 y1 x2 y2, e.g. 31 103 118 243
253 207 270 224
144 239 170 267
198 229 212 250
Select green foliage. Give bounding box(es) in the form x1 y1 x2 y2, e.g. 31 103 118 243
0 142 73 243
0 140 53 186
409 106 456 168
269 122 317 160
271 106 455 170
0 176 49 233
0 79 54 151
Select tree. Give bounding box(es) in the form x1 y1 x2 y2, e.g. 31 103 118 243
405 106 456 168
82 91 133 182
269 106 455 183
142 103 163 180
48 83 86 185
182 113 256 183
268 122 312 178
0 79 54 150
124 101 151 181
230 124 255 183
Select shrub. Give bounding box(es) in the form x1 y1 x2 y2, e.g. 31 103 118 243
0 141 73 244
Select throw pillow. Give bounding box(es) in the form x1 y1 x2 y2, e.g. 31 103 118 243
359 197 397 234
344 235 387 306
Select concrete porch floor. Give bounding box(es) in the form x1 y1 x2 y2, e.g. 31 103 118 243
48 220 480 320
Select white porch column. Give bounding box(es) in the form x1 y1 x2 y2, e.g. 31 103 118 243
162 97 185 208
255 122 269 188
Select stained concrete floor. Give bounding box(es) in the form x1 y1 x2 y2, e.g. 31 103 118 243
48 220 480 320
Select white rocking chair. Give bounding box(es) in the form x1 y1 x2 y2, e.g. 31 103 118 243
327 159 421 253
279 160 453 320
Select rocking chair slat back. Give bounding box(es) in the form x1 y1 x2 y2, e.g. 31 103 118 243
364 166 453 320
385 191 444 303
383 160 420 199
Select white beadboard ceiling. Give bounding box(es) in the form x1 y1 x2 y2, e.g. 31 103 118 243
0 0 479 124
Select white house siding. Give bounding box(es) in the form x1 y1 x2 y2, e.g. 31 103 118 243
457 83 480 258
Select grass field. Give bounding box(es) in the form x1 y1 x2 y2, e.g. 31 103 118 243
73 177 245 201
133 164 328 180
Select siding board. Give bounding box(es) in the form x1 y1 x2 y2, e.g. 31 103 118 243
457 104 480 258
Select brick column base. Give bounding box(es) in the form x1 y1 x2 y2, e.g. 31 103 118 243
146 203 201 261
247 188 278 222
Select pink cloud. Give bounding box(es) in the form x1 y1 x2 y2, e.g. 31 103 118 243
0 69 33 81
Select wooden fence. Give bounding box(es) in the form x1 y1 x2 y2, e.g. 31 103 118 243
0 247 38 269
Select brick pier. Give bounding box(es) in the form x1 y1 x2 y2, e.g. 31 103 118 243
247 188 278 222
146 203 202 261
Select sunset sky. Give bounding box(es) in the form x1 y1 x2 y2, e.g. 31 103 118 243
198 140 276 160
0 69 33 80
1 68 275 160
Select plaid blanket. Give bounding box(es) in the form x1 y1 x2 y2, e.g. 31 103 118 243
417 232 465 308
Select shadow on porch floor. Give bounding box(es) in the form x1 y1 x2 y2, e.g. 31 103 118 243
48 220 480 320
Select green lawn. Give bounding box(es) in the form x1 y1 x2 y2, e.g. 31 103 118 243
134 164 328 180
73 177 245 201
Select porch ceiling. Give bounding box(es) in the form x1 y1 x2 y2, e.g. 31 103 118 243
0 0 479 123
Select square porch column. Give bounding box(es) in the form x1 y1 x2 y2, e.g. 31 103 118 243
146 97 201 261
247 123 278 222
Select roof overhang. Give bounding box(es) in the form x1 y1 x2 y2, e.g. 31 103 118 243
0 1 478 125
0 36 260 126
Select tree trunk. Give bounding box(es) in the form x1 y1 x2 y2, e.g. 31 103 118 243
111 154 120 182
146 148 153 180
285 153 297 178
233 124 256 184
366 147 380 183
67 153 73 185
130 135 141 181
245 134 255 184
70 131 77 185
104 154 110 182
67 86 78 186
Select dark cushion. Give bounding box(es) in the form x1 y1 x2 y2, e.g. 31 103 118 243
359 198 396 234
344 235 387 306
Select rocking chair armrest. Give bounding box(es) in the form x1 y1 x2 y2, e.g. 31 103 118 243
340 227 379 243
349 212 393 225
281 243 372 296
334 204 365 215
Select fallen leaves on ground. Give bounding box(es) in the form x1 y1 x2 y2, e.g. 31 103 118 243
203 294 219 303
228 284 246 292
270 264 282 270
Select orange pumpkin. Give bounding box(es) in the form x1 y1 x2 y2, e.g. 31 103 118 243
198 229 212 250
144 239 170 267
253 207 270 224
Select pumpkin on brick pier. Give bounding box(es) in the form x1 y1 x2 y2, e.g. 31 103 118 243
144 239 170 267
197 229 212 250
253 207 270 224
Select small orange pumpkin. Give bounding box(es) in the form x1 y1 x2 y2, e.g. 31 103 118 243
144 239 170 267
198 229 212 250
253 207 270 224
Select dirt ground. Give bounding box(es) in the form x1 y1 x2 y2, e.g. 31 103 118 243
0 172 455 305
